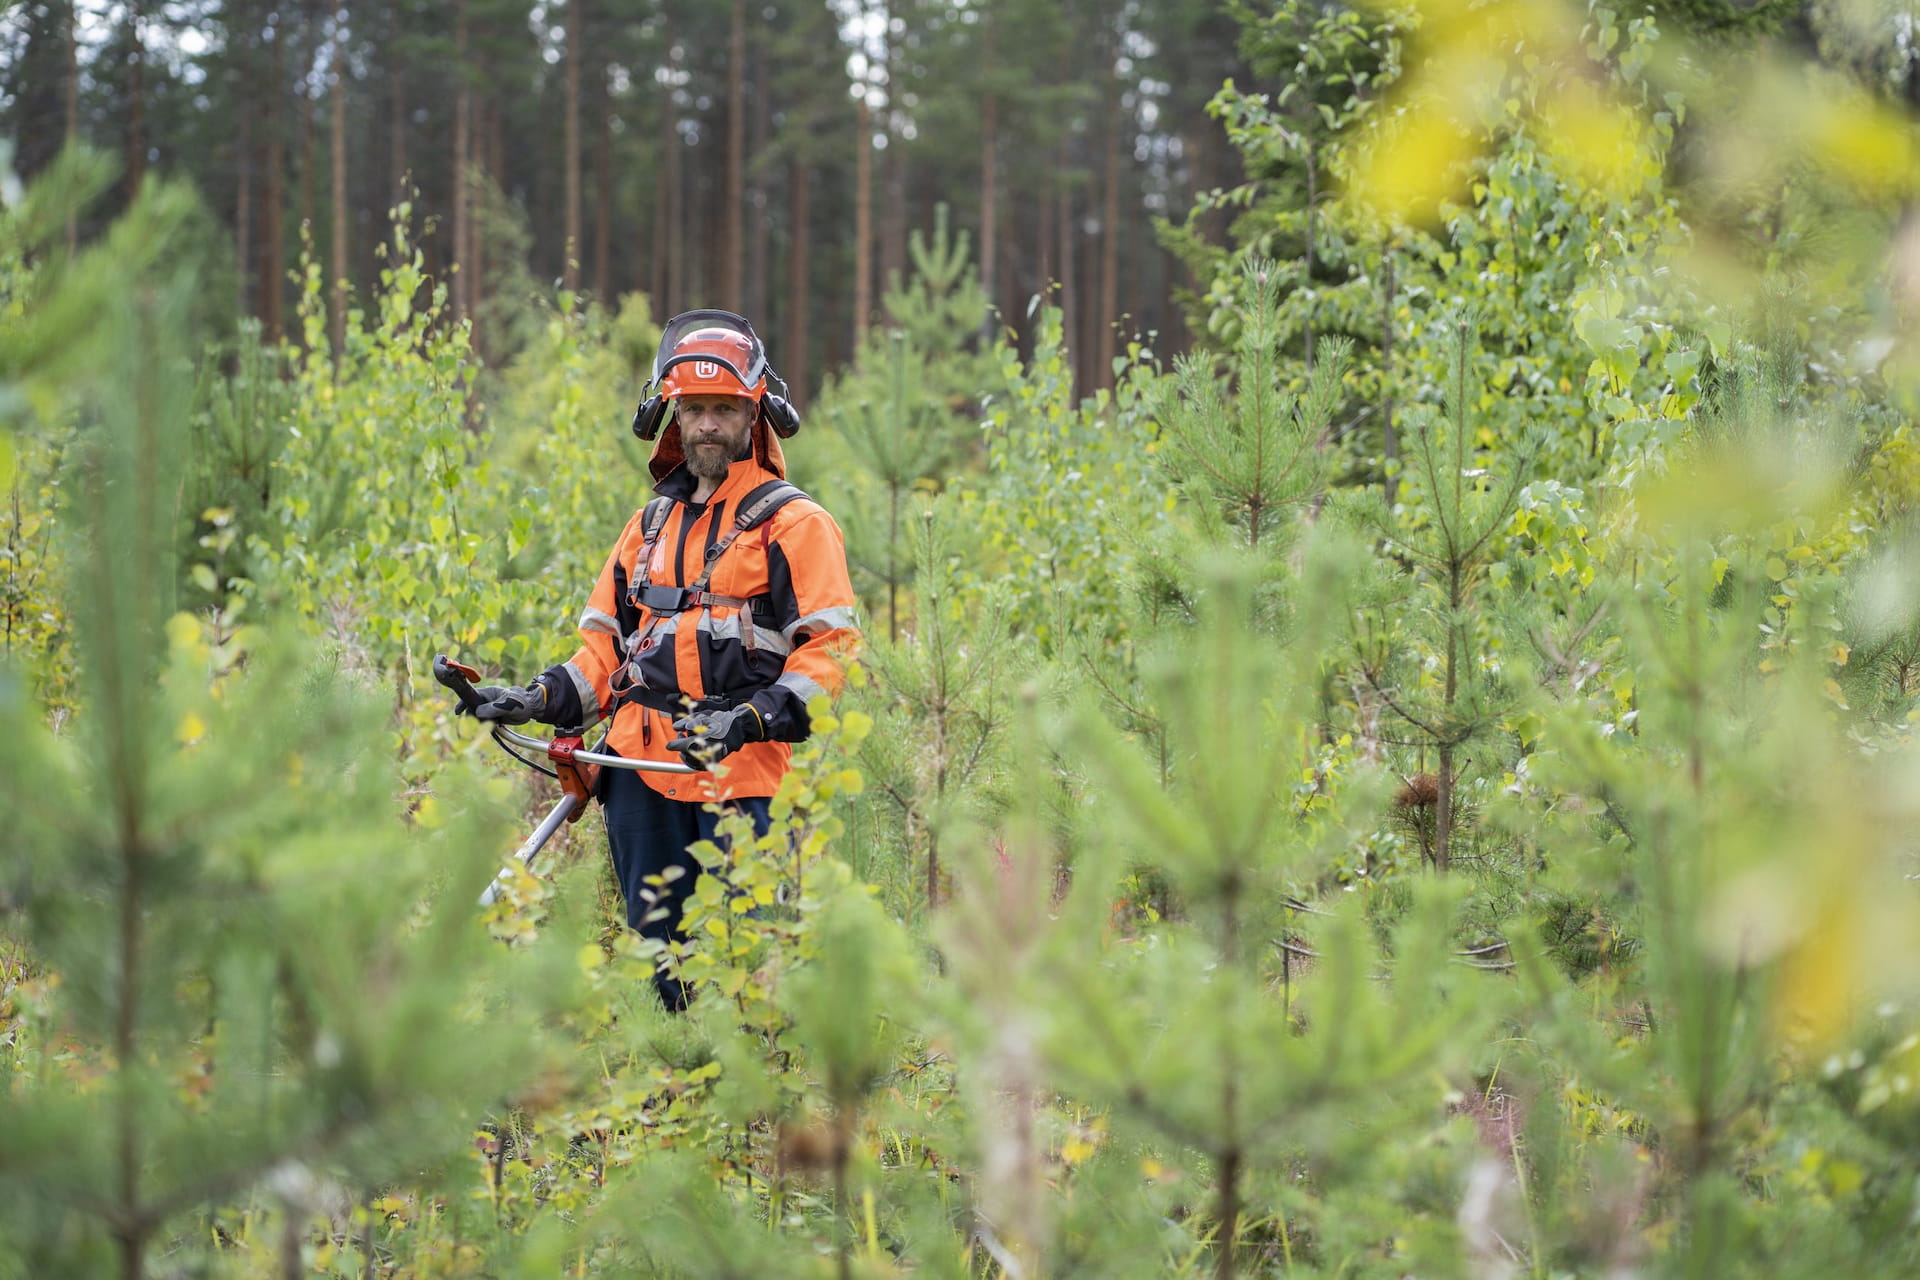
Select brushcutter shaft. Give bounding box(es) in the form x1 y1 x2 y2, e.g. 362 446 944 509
478 792 581 907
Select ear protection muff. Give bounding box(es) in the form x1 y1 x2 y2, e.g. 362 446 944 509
761 394 801 439
631 391 670 441
760 368 801 438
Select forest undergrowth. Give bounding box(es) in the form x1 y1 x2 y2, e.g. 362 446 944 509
7 2 1920 1277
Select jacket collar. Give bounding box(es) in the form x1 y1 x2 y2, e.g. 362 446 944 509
654 455 779 506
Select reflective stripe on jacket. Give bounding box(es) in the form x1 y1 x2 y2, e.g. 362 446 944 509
550 454 858 802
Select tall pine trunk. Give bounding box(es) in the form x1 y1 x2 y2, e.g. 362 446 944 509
594 63 613 302
786 157 811 409
1056 151 1076 398
390 48 407 210
330 3 349 365
66 0 81 250
451 0 470 322
853 95 872 351
723 0 745 309
299 0 318 239
663 29 683 317
126 3 145 201
978 5 997 340
235 2 254 318
877 6 905 301
1098 78 1121 392
262 21 285 344
745 28 770 325
563 0 583 293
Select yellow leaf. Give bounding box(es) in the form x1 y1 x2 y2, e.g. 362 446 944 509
1543 81 1650 201
1810 95 1920 197
164 611 204 651
175 712 207 745
576 944 605 972
1826 1159 1865 1197
704 918 730 940
1346 109 1476 224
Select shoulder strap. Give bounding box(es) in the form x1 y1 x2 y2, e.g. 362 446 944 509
733 479 809 534
622 496 677 614
641 495 673 542
688 480 809 593
631 496 673 575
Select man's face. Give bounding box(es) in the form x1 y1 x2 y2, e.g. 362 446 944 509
675 394 756 479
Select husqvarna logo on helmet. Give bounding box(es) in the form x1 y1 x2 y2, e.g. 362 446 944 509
695 360 720 379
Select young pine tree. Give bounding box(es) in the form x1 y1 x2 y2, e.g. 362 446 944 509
1349 313 1532 872
1031 560 1496 1279
0 168 574 1279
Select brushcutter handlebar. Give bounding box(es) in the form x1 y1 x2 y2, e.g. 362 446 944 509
431 653 696 775
434 651 699 907
434 653 485 714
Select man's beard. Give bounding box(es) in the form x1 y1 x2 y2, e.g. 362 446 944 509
687 434 751 480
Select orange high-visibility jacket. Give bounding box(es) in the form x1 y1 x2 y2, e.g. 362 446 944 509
543 430 858 803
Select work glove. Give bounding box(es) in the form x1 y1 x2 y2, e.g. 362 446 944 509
459 682 550 725
667 703 764 768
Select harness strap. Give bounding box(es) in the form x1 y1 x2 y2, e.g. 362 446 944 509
610 497 679 706
619 480 809 671
684 481 806 651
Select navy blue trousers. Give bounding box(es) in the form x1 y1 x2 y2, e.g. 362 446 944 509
600 766 771 1010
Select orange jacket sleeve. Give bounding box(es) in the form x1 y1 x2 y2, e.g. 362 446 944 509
745 504 860 741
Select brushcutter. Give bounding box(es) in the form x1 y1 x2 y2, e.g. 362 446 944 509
433 654 695 907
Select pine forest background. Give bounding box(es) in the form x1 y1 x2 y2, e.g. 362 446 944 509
6 0 1920 1277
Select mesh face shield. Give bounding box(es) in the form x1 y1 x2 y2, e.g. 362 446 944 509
652 310 768 399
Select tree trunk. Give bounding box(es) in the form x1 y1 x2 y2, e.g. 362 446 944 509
877 3 905 299
263 21 286 343
66 0 81 250
664 30 684 317
299 0 319 238
723 0 746 309
473 100 498 348
594 60 613 301
652 30 673 314
978 4 996 339
564 0 583 293
451 0 470 322
126 3 146 201
853 94 873 352
330 3 350 365
1056 152 1076 398
235 2 254 318
786 157 811 409
390 48 407 211
1098 76 1122 391
745 26 770 325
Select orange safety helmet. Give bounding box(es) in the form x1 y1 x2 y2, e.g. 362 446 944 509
656 311 767 400
632 310 801 440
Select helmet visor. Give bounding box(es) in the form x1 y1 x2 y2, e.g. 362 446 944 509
652 310 767 396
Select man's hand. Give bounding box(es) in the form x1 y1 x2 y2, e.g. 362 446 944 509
459 683 549 725
667 703 764 768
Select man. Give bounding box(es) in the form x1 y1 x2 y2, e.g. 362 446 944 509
464 310 859 1008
